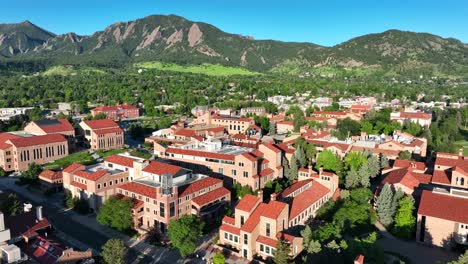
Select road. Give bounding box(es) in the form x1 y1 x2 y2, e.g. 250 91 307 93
0 177 182 264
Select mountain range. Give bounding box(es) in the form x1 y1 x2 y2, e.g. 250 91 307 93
1 14 468 76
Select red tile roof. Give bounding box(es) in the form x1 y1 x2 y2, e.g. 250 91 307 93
118 182 157 198
105 155 136 168
418 190 468 223
7 134 66 147
33 119 74 133
236 194 260 212
275 143 295 154
74 170 108 181
241 152 258 162
192 187 230 207
39 170 63 181
261 200 288 219
241 203 267 232
178 177 223 197
276 231 299 243
382 169 431 191
70 181 87 190
174 129 196 137
166 147 235 161
63 163 83 173
435 156 468 171
83 119 119 129
312 111 346 116
393 160 426 171
289 181 330 219
257 235 278 247
222 216 235 225
143 161 182 175
220 223 241 235
431 170 451 185
261 143 281 153
280 179 313 197
92 104 138 112
94 127 123 135
258 168 275 178
277 121 293 126
207 126 225 133
212 115 252 123
400 112 431 119
0 133 20 149
29 236 63 264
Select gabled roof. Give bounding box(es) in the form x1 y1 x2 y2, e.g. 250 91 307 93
82 119 119 129
192 187 230 207
63 163 84 173
382 169 431 191
94 127 122 135
39 170 63 181
418 190 468 224
105 155 136 168
280 179 313 198
289 181 330 219
174 129 196 137
166 147 235 161
261 200 288 219
32 119 74 133
260 142 281 153
393 160 426 171
143 161 182 175
178 177 222 197
256 235 278 247
0 133 20 149
74 170 108 181
241 152 258 162
431 170 451 185
236 194 260 212
118 182 157 198
7 134 66 148
400 111 431 119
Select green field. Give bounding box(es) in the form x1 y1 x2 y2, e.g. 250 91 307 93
43 65 106 76
134 61 259 76
43 149 128 170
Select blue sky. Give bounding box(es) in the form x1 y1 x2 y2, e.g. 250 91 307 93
2 0 468 46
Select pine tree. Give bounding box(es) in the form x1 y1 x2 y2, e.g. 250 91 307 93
282 156 291 180
274 240 290 264
288 154 299 181
393 196 416 239
368 155 380 178
295 145 307 168
345 169 359 189
358 163 371 187
380 155 389 169
376 184 399 226
269 121 276 135
101 239 127 264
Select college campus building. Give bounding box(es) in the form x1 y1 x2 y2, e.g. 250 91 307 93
191 111 255 135
218 169 339 261
154 139 283 190
79 119 124 150
91 104 140 120
390 111 432 127
0 132 68 172
24 119 75 138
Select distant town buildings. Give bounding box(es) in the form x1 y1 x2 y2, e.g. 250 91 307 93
390 111 432 127
91 104 139 120
0 107 34 121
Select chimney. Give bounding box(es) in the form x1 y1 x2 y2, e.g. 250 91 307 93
257 190 264 202
0 212 5 231
270 193 277 201
308 164 313 176
459 147 464 157
319 166 324 175
36 206 43 221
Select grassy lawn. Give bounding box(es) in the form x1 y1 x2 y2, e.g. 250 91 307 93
43 65 106 76
454 140 468 155
95 149 128 158
43 151 95 170
134 61 259 76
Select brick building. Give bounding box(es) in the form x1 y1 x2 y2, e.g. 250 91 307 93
79 119 124 150
91 104 139 120
24 119 75 138
0 133 68 172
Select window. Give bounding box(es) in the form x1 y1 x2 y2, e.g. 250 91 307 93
243 171 248 178
265 246 270 254
229 234 233 241
244 234 248 245
170 202 175 217
160 203 165 217
97 184 101 189
240 216 245 225
218 168 224 174
266 223 271 237
260 244 264 252
224 233 228 239
231 169 237 176
234 236 238 243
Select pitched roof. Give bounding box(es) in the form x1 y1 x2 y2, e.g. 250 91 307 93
431 170 451 185
400 111 431 119
63 163 83 173
257 235 278 247
241 203 267 232
32 119 74 133
280 179 313 197
143 161 182 175
393 160 426 171
7 134 66 147
236 194 260 212
166 147 235 161
92 104 138 112
261 143 281 153
70 181 87 190
82 119 119 129
418 190 468 224
289 181 330 219
241 152 258 162
74 170 108 181
39 170 63 181
105 155 136 168
222 216 235 225
382 169 431 191
178 177 223 197
192 187 230 207
0 133 20 149
5 210 51 238
174 129 196 137
118 182 157 198
94 127 123 135
261 200 288 219
220 223 241 235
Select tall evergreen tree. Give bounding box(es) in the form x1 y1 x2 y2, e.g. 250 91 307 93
345 169 359 189
288 154 299 181
368 155 380 178
376 184 396 226
393 196 416 239
274 240 290 264
295 145 307 168
358 163 371 187
380 155 389 169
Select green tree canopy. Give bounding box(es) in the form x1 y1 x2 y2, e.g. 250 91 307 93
168 215 204 257
274 239 291 264
393 196 416 239
101 238 127 264
97 196 133 232
315 150 339 172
